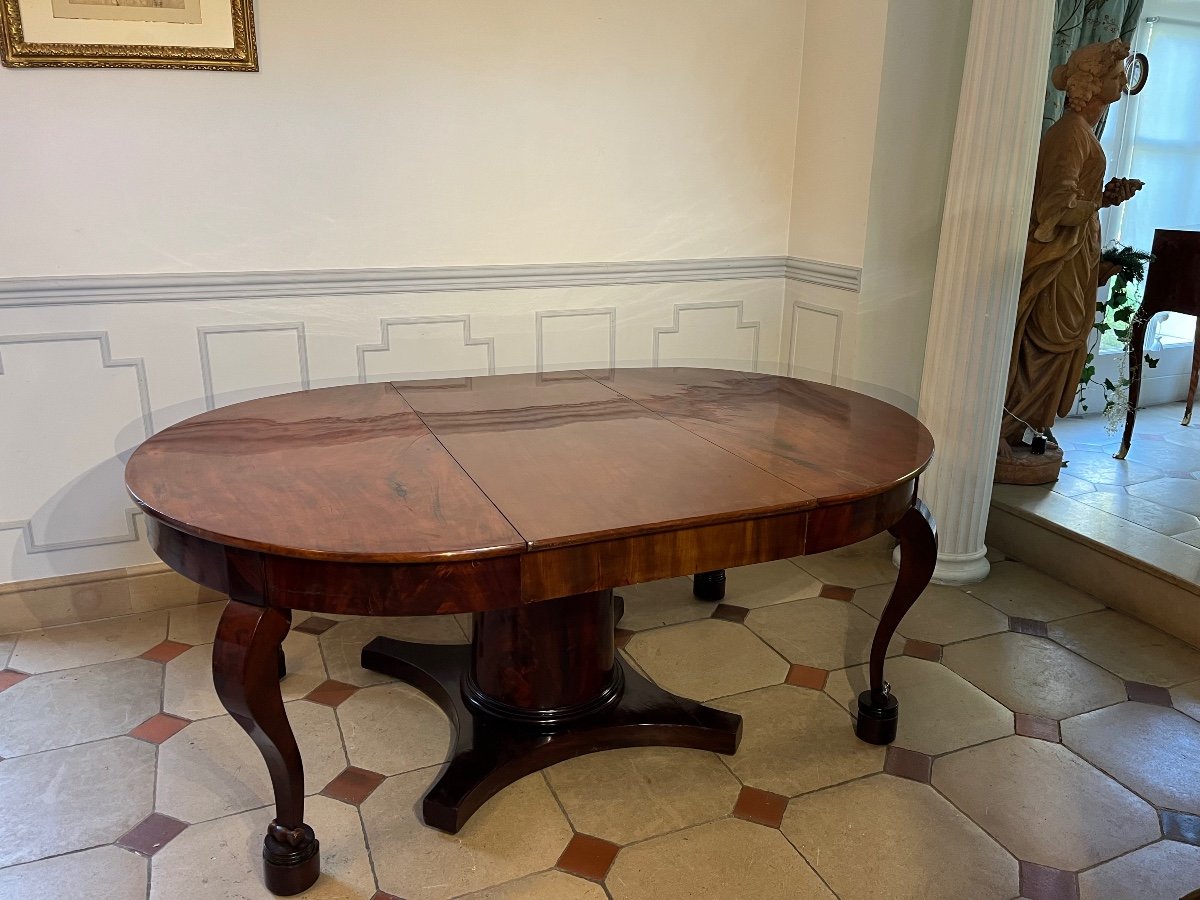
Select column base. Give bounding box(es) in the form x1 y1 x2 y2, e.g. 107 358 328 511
892 546 990 586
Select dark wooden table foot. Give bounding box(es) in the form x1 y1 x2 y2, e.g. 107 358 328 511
360 589 741 834
856 498 937 745
214 600 320 896
692 569 726 601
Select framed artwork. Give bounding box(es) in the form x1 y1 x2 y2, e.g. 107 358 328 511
0 0 257 70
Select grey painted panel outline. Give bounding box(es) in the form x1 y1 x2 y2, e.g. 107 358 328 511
787 300 843 380
197 323 311 411
652 301 761 371
0 331 153 552
356 316 496 383
535 308 617 373
0 256 861 307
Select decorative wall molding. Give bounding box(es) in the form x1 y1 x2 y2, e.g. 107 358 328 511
356 316 496 383
652 301 761 370
786 300 843 379
0 331 153 553
0 256 862 307
535 308 618 372
197 323 311 410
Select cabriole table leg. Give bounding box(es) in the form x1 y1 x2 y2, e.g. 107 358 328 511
856 498 937 745
214 600 319 895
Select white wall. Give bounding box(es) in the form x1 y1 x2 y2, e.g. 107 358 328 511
0 0 808 584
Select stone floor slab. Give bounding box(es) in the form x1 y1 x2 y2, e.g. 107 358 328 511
545 746 740 844
1061 702 1200 814
362 769 572 900
1078 840 1200 900
607 817 834 899
615 576 709 631
1048 610 1200 687
932 736 1159 871
712 683 883 796
458 870 607 899
942 632 1125 720
825 655 1013 755
963 562 1103 622
337 681 451 776
720 559 823 609
790 533 898 589
625 618 787 701
782 773 1018 900
852 582 1008 645
9 611 168 674
745 597 902 671
1173 678 1200 723
1127 476 1200 517
0 846 148 900
319 615 467 688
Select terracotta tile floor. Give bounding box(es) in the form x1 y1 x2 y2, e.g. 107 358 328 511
2 538 1200 898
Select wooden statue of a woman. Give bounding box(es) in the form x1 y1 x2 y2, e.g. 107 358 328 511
997 39 1143 483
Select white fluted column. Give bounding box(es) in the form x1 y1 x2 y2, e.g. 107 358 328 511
913 0 1055 584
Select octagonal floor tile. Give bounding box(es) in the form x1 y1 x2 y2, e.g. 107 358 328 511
166 600 225 645
615 576 709 631
1048 610 1200 687
362 769 572 900
163 631 326 721
824 656 1013 755
545 746 740 845
721 560 822 609
156 700 346 824
1058 450 1161 486
9 611 168 674
1078 840 1200 900
1173 679 1200 723
0 737 156 867
1074 491 1200 536
782 774 1018 899
1061 701 1200 814
460 871 605 899
0 657 162 756
0 846 147 900
1128 477 1200 516
711 683 883 796
319 615 467 688
745 597 903 671
150 795 373 900
625 619 787 701
962 562 1103 622
942 632 1125 720
790 533 898 589
852 582 1007 645
337 681 451 776
932 736 1159 871
607 818 833 899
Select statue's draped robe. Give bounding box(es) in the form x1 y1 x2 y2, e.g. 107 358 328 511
1002 112 1105 444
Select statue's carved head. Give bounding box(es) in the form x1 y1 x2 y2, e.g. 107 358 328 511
1052 39 1131 113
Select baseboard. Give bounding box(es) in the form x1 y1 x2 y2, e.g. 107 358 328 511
0 564 222 635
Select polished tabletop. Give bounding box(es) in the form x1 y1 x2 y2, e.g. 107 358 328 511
126 368 933 567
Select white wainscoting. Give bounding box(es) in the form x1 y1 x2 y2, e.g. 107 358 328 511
0 256 859 584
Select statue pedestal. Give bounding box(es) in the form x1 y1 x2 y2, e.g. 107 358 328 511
995 444 1064 485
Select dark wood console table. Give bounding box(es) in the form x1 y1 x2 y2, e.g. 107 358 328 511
125 367 936 895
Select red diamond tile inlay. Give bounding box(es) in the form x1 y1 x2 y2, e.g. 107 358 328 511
732 785 789 828
1019 859 1078 900
1009 617 1049 637
712 604 749 624
903 639 942 662
370 892 403 900
785 664 828 691
320 766 386 806
129 713 190 745
293 615 340 636
1015 713 1061 742
0 670 30 693
614 628 635 650
117 812 188 857
1125 680 1174 706
884 746 932 783
305 679 360 708
140 640 192 664
819 584 855 601
1161 809 1200 846
557 833 620 881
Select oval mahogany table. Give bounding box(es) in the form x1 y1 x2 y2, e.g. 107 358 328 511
125 367 936 895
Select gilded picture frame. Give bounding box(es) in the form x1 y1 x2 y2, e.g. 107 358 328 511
0 0 257 70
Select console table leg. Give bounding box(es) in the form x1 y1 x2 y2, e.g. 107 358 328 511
214 600 319 896
693 569 726 601
856 499 937 745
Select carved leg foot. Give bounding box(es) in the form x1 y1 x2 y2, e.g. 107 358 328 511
214 600 319 896
693 570 726 601
856 499 937 745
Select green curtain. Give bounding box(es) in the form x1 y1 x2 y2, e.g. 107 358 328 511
1042 0 1145 135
